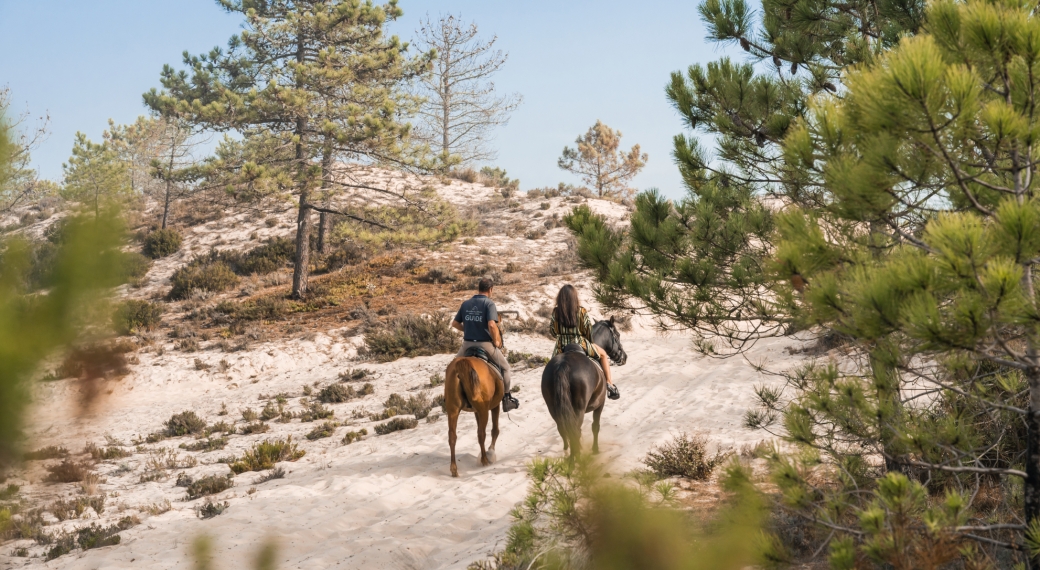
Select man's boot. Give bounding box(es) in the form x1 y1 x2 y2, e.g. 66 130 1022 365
502 393 519 412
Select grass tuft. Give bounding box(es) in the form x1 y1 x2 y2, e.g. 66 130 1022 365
185 474 234 500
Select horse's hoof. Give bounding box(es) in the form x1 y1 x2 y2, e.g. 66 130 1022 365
486 449 496 464
450 465 458 478
481 456 491 467
593 447 600 455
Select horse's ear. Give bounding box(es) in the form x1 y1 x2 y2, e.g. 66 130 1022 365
609 315 615 325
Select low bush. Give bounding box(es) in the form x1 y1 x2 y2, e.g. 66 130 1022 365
49 495 106 521
643 433 731 481
417 266 457 284
239 421 270 435
255 466 285 484
383 392 434 420
119 251 152 285
85 443 131 461
24 446 68 460
305 422 338 440
361 312 460 362
375 417 418 435
164 410 207 437
338 368 371 382
298 401 334 422
233 237 295 275
185 474 234 500
316 382 373 403
214 296 288 321
241 408 258 422
168 259 239 300
45 460 90 483
142 228 183 259
229 437 305 474
260 401 281 421
113 300 164 335
180 437 228 452
195 499 229 519
342 429 368 445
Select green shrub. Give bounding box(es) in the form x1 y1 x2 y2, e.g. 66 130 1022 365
375 417 418 435
168 259 239 300
142 228 183 259
113 299 164 335
229 437 305 474
214 296 287 321
643 433 731 480
361 312 460 362
305 422 338 440
185 474 234 500
234 237 295 275
119 251 152 285
164 411 207 437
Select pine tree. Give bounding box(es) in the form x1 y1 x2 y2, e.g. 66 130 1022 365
61 133 131 218
557 121 647 199
144 0 431 299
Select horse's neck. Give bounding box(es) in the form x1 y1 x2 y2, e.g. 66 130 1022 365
591 323 611 352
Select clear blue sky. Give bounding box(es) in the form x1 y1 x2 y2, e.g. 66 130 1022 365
0 1 740 198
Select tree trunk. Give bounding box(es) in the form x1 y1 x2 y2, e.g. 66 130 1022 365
870 342 904 472
316 142 333 255
161 143 175 230
1027 367 1040 568
441 47 451 163
291 38 311 300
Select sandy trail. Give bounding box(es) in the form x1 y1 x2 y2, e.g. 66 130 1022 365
28 328 794 570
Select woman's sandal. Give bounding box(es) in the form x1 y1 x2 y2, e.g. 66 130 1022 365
607 383 620 400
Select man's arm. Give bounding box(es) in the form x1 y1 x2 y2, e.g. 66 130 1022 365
451 319 464 333
488 319 502 348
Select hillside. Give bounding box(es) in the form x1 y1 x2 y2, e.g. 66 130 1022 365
0 172 804 569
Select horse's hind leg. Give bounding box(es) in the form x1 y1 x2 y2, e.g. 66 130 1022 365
557 423 569 452
568 414 583 464
448 411 460 477
591 406 603 455
476 408 491 467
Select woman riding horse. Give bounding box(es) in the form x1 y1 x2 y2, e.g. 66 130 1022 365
549 284 620 400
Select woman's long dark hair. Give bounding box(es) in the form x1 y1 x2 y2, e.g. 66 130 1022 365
553 284 580 328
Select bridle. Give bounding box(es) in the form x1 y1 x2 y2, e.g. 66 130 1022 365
593 321 627 366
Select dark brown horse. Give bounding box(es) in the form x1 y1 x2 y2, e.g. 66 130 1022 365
541 317 627 460
444 356 505 477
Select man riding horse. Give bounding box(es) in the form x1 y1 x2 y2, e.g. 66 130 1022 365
450 277 520 412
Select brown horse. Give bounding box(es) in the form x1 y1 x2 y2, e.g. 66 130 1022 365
444 356 505 477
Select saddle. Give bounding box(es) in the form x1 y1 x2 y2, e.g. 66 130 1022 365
464 346 504 381
562 343 604 371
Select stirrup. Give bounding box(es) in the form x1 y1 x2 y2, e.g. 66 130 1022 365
502 394 519 412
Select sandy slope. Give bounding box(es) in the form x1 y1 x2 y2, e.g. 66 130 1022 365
0 172 802 569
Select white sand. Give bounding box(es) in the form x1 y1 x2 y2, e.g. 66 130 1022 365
1 173 804 569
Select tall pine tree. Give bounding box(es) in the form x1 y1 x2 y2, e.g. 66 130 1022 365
144 0 431 299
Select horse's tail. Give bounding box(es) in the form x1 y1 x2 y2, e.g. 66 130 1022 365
553 359 581 443
455 358 480 406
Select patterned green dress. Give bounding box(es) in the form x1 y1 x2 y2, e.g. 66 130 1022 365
549 306 600 359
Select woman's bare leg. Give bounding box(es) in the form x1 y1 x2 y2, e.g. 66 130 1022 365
594 343 613 385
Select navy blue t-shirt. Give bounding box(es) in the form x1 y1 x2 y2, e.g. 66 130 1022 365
455 295 499 342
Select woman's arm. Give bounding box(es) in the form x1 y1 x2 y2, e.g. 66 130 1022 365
549 312 559 338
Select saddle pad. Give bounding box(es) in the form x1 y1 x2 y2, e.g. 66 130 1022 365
463 346 504 381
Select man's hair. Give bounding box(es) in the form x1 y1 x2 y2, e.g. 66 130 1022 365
478 277 494 293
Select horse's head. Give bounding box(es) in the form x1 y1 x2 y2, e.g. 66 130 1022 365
593 316 627 366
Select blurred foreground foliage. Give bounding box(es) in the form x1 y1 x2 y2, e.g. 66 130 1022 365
476 457 767 570
0 209 128 466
